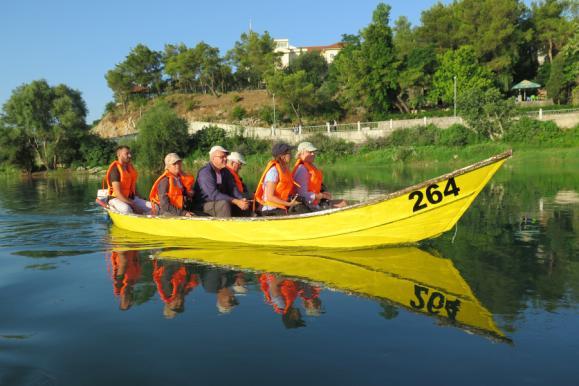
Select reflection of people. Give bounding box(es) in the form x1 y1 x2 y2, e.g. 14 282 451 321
149 153 195 216
104 145 151 214
109 250 142 311
153 261 199 319
259 274 323 328
193 145 249 217
293 142 347 210
200 267 240 314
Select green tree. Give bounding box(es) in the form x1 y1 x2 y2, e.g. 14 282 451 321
332 3 399 119
163 43 200 93
287 51 329 88
1 80 88 170
418 0 533 90
531 0 574 63
547 29 578 103
264 70 315 124
195 42 225 96
135 102 189 171
106 44 163 111
416 2 460 51
227 31 280 89
393 16 438 112
430 46 494 106
0 122 35 172
458 87 515 140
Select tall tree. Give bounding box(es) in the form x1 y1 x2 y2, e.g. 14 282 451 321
264 70 315 125
1 80 88 170
429 46 494 106
418 0 532 90
532 0 574 62
332 3 399 119
287 51 329 88
106 44 163 110
227 31 280 89
195 42 224 96
163 43 200 92
393 16 437 112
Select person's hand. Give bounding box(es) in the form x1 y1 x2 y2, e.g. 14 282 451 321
316 192 331 201
233 199 249 211
287 196 300 207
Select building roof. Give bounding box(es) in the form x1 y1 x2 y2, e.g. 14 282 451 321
301 42 345 52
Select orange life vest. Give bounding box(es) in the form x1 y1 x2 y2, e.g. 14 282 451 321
149 171 194 212
153 261 199 304
292 159 323 203
109 251 141 297
226 166 244 193
254 160 296 210
104 161 138 198
259 274 299 315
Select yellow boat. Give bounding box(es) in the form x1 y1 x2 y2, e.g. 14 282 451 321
148 242 509 342
103 150 512 248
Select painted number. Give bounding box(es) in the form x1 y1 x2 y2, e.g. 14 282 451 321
410 285 461 321
409 177 461 213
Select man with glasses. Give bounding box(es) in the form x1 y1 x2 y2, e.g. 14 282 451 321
192 145 249 217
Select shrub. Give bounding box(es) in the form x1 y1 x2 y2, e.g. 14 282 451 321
385 124 442 147
304 133 355 162
135 101 189 171
190 126 229 154
504 117 564 144
438 124 483 146
230 105 247 121
258 105 274 125
78 134 116 168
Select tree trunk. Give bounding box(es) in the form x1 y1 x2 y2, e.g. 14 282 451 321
395 94 410 113
290 103 302 125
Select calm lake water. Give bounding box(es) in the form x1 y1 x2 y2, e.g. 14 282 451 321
0 156 578 386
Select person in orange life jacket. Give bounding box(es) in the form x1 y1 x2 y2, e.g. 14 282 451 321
153 260 199 319
109 250 141 311
226 151 250 199
293 141 347 210
259 274 306 328
254 142 307 216
105 145 151 215
193 145 249 217
149 153 195 217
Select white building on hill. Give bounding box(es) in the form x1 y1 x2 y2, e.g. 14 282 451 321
274 39 344 68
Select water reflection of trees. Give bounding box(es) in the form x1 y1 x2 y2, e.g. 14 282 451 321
431 166 579 331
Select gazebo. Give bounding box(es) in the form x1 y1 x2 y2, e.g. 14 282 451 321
512 80 541 101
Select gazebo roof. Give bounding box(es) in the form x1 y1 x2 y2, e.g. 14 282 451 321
512 80 541 90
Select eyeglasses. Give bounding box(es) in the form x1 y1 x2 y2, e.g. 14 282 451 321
213 154 228 160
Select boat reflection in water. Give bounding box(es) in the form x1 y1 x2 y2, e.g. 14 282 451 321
106 227 509 342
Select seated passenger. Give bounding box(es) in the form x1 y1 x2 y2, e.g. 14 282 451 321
226 152 250 199
149 153 195 217
293 142 347 210
254 142 306 216
192 146 249 217
104 145 151 215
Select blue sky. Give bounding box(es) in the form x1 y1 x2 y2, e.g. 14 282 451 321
0 0 452 123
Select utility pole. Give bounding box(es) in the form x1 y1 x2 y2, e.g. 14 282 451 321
453 75 457 117
272 93 276 129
